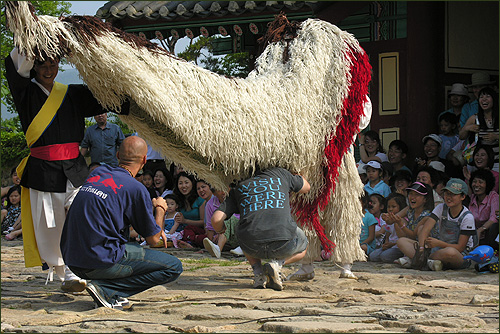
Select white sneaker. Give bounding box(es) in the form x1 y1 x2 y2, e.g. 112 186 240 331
230 246 244 256
427 259 443 271
203 238 221 258
263 261 283 291
339 263 357 279
394 256 411 269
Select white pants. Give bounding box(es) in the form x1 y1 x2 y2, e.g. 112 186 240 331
30 180 79 268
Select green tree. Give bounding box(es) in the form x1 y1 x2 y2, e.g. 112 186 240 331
177 36 250 77
1 1 71 114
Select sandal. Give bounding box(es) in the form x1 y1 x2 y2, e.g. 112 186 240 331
286 271 315 281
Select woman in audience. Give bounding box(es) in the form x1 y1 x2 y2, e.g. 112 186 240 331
468 169 499 249
174 172 206 247
153 168 174 198
415 166 444 207
357 130 388 168
463 145 499 194
459 87 499 172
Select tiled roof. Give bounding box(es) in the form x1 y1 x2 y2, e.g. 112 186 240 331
96 1 320 21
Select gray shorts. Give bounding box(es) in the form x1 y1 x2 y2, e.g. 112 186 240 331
238 227 308 260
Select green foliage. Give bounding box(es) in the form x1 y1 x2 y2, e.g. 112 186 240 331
1 1 71 114
1 130 29 168
177 36 250 78
0 116 26 172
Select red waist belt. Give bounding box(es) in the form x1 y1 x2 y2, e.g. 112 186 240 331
30 142 80 161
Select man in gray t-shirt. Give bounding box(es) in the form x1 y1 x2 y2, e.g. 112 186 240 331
213 167 310 291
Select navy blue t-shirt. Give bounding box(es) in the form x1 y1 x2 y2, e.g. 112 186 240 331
61 165 161 269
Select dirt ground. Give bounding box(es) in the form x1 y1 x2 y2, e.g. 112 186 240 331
1 238 498 333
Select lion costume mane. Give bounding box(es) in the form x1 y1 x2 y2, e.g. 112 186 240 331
6 1 371 264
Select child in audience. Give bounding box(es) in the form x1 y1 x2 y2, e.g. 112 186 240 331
1 186 22 240
364 161 391 197
383 182 434 268
368 193 387 249
390 169 412 198
360 191 378 256
438 113 460 160
370 193 406 263
163 194 183 247
398 179 477 271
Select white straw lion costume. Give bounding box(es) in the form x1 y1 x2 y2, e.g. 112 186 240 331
6 2 371 265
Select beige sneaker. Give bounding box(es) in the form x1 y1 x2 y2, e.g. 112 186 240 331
427 259 443 271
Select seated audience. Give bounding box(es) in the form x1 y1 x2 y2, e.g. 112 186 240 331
357 130 388 170
363 161 391 197
387 139 412 174
370 193 406 263
438 83 469 124
463 145 499 194
398 179 477 271
468 169 499 249
459 87 499 172
438 112 460 159
153 168 174 198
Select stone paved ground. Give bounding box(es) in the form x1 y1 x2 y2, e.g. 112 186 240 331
1 239 498 333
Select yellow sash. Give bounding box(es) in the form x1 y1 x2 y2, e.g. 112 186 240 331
16 82 68 267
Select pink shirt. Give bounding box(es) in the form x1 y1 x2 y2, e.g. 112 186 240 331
469 191 499 229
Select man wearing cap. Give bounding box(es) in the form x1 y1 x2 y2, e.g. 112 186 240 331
415 178 477 271
415 134 459 178
438 83 469 123
460 72 496 128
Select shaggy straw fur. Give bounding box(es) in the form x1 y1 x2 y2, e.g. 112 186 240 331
6 2 371 263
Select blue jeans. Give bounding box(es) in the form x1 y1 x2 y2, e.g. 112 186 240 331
369 247 404 263
238 227 308 260
70 243 182 303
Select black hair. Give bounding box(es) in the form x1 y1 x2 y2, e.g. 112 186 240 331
390 169 412 191
364 130 385 153
471 144 495 169
10 167 17 176
438 112 458 125
435 171 450 187
196 179 215 194
381 161 394 179
386 193 407 212
153 168 174 192
6 186 21 208
469 169 495 195
369 193 387 213
143 169 154 178
163 193 180 206
476 87 499 131
407 182 435 211
360 190 372 210
389 139 409 154
173 171 199 210
415 166 439 188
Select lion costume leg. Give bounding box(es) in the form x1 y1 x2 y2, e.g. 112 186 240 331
288 150 365 280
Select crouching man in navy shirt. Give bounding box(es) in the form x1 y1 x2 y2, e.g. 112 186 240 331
61 136 182 309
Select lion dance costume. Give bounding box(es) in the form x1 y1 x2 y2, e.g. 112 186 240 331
6 1 371 268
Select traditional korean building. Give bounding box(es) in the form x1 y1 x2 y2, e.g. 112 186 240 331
96 1 499 163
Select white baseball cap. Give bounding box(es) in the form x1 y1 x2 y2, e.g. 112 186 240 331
363 160 383 171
